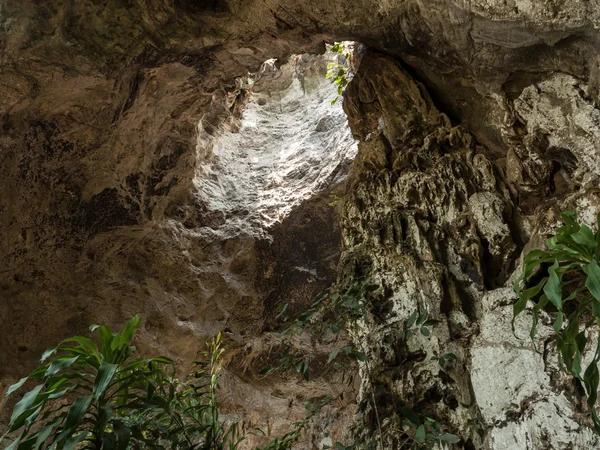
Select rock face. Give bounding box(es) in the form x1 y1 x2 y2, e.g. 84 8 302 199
1 0 600 448
339 51 600 449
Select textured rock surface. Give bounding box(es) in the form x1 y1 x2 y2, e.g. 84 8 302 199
339 51 600 449
2 0 600 448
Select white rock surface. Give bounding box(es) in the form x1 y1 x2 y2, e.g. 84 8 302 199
194 56 357 238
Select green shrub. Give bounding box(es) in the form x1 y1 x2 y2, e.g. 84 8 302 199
1 315 181 450
1 317 318 450
514 210 600 432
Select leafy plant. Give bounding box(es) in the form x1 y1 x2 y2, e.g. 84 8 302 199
1 317 319 450
399 410 460 450
430 352 457 369
326 42 351 105
266 281 459 449
133 333 246 450
400 309 439 340
262 279 377 382
1 315 177 450
513 210 600 432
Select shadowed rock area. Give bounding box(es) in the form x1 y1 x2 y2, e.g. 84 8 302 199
1 0 600 448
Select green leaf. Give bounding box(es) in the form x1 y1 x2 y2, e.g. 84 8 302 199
420 327 431 337
34 423 57 450
10 385 43 426
327 348 340 364
276 303 289 319
63 432 89 450
414 424 426 442
543 260 563 311
40 347 57 363
93 362 118 399
422 319 441 327
406 311 418 329
399 407 420 426
438 433 460 444
97 326 114 361
417 308 428 325
102 433 116 450
45 356 79 379
64 395 93 429
553 312 564 333
7 378 28 396
352 351 367 362
584 260 600 302
113 420 131 450
113 315 141 351
572 225 596 249
4 439 20 450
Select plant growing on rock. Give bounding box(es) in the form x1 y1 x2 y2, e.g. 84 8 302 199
514 210 600 432
326 42 352 105
268 279 460 449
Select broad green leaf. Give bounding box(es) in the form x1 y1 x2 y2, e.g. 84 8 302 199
4 438 20 450
64 395 93 429
7 378 28 396
45 356 79 379
93 362 118 399
60 337 100 365
584 260 600 302
112 315 141 352
34 423 57 450
438 433 460 444
327 348 340 364
584 356 600 421
352 351 367 362
13 436 37 450
97 326 114 361
400 407 420 426
572 225 596 248
423 319 441 327
113 420 131 450
572 348 583 379
417 309 428 325
543 260 563 311
10 385 43 426
39 347 57 363
596 212 600 256
63 432 89 450
553 312 564 333
406 311 418 329
414 424 426 442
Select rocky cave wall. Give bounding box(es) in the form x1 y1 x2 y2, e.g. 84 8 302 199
1 0 600 449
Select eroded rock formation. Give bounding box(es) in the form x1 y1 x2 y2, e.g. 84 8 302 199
339 50 600 449
2 0 600 448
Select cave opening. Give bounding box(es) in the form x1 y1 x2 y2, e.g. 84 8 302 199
193 48 358 240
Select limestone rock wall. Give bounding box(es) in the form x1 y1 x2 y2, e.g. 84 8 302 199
339 51 600 450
